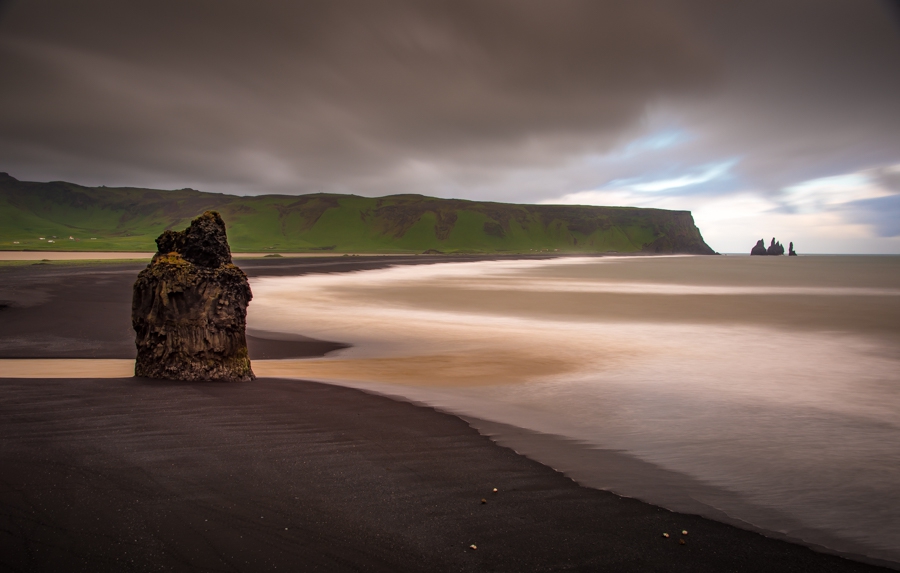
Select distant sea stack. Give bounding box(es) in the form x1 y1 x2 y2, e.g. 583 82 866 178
766 238 785 256
132 211 254 382
750 237 790 256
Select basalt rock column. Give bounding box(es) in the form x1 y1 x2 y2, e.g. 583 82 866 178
750 239 767 256
766 238 785 256
132 211 254 381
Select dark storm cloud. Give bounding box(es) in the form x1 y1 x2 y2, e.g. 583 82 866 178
699 0 900 188
885 0 900 25
0 0 898 246
0 0 715 194
603 0 900 196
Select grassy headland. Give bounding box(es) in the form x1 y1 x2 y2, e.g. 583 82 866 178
0 172 715 254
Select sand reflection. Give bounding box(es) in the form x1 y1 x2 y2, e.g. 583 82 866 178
0 359 135 378
254 350 579 387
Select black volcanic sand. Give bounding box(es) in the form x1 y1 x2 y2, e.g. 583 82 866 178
0 257 893 572
0 376 892 573
0 256 483 359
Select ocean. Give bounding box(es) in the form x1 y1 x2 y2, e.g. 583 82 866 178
247 255 900 566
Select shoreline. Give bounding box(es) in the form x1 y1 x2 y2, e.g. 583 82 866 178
0 250 421 261
0 257 895 571
0 249 723 262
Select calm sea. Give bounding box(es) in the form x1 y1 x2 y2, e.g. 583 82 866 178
248 255 900 566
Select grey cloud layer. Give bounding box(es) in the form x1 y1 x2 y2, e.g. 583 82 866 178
0 0 714 194
0 0 898 206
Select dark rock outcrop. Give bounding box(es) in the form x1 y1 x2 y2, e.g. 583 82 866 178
132 211 254 382
751 239 768 256
766 238 785 256
789 242 798 256
752 237 788 256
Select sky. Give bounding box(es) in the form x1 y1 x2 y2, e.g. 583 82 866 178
1 0 899 253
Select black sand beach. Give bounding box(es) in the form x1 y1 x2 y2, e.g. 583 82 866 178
0 258 894 572
0 256 522 360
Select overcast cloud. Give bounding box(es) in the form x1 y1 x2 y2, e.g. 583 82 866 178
1 0 899 252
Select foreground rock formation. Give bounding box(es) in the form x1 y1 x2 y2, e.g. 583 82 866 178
132 211 254 381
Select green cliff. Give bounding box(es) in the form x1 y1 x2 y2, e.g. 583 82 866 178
0 173 715 254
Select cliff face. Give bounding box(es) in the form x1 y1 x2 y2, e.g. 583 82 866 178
132 211 254 382
634 210 716 255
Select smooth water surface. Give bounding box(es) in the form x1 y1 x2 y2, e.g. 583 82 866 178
248 255 900 565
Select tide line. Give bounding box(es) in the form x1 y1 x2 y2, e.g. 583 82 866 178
0 356 557 386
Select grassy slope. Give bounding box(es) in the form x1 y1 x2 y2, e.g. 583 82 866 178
0 173 715 254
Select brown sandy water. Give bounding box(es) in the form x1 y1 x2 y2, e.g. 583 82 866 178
246 255 900 565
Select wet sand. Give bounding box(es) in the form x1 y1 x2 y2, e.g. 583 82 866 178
0 255 471 359
0 257 894 571
0 251 155 261
0 251 418 261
